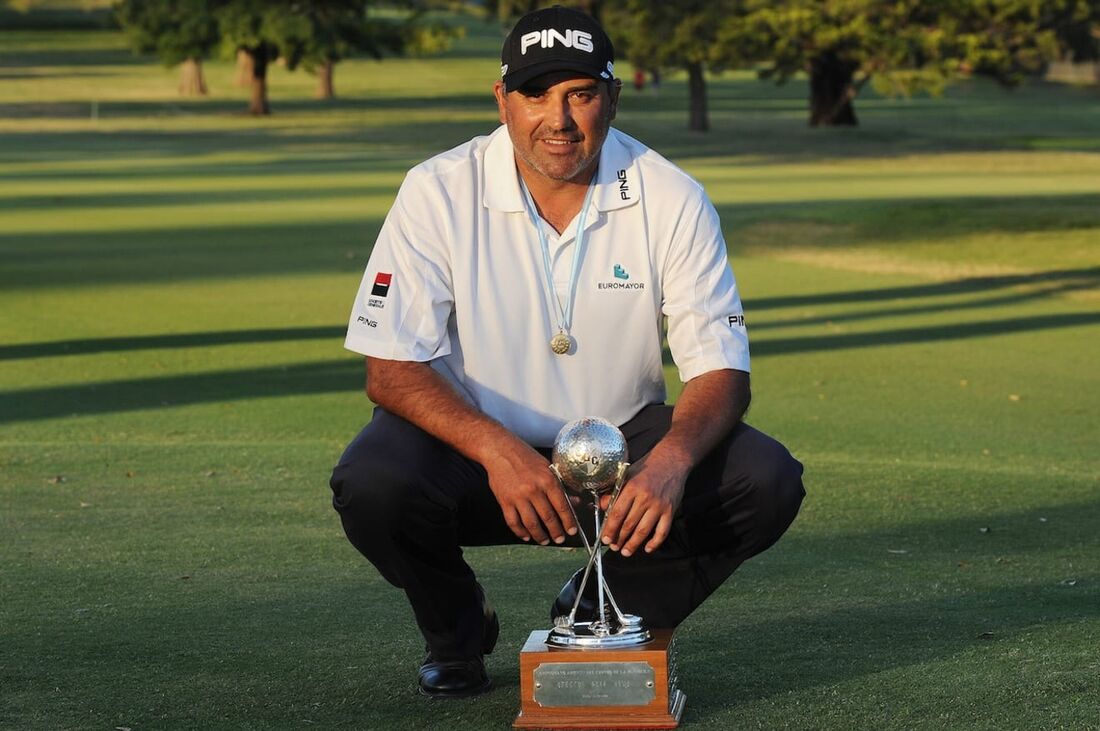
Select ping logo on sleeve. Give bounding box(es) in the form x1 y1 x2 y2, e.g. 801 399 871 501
371 272 393 297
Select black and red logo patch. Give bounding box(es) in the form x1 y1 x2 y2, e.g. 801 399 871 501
371 272 392 297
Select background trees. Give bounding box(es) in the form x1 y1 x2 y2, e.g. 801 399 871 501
113 1 1098 124
604 0 745 132
116 0 458 115
115 0 220 96
727 0 1092 127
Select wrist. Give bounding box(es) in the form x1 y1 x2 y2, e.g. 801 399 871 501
645 438 695 475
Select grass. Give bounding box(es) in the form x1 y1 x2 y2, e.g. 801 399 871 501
2 19 1099 731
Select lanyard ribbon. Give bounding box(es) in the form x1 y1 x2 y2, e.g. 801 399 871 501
519 174 598 337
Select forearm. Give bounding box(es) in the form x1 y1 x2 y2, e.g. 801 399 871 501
365 356 523 465
649 368 750 471
365 355 577 544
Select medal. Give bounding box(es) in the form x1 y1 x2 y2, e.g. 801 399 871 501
519 173 597 356
550 331 572 354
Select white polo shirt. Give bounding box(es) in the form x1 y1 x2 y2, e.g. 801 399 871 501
345 125 749 447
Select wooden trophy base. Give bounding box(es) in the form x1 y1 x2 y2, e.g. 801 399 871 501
514 629 684 730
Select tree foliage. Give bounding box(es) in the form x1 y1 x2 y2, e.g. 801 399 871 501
116 0 220 94
728 0 1089 127
115 0 459 113
605 0 746 132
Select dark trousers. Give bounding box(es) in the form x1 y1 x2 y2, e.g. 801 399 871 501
330 404 805 661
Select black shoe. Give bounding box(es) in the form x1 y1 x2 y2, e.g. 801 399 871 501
417 657 491 698
550 568 601 624
417 583 498 698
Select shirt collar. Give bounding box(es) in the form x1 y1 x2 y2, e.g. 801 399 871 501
592 128 640 212
483 125 641 214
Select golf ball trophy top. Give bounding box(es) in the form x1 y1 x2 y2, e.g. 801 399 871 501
514 417 685 730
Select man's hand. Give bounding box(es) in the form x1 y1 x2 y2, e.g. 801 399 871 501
365 357 579 545
595 369 751 557
598 446 692 557
482 441 578 545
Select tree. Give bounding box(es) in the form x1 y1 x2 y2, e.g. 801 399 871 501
216 0 301 115
280 1 459 100
605 0 746 132
116 0 220 96
218 0 459 114
1050 0 1100 65
728 0 1077 127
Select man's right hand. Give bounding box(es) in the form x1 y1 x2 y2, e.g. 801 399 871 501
481 441 578 545
364 357 578 545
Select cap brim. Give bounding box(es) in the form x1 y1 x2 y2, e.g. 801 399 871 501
504 59 611 93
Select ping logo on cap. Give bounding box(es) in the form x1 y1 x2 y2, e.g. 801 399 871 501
520 28 594 55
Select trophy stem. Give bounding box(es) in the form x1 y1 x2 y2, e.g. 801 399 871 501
593 508 608 628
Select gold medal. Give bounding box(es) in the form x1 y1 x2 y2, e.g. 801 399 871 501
550 331 572 355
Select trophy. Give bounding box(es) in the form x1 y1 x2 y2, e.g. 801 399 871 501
514 417 685 730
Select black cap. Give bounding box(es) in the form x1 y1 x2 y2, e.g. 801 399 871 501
500 5 615 92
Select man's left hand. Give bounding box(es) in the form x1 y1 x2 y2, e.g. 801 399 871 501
597 449 691 557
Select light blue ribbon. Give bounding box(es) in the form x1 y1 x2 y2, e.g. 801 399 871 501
519 173 598 339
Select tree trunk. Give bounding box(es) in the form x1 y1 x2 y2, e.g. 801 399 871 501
248 48 270 116
687 61 708 132
809 51 859 127
178 57 208 96
235 48 253 88
315 60 335 100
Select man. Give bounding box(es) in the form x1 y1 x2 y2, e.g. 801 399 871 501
330 5 804 699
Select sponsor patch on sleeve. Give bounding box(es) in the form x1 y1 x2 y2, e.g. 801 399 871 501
371 272 392 297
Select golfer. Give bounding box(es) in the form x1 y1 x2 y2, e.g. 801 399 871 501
330 5 805 698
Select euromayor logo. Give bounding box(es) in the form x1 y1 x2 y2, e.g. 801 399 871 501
598 264 644 291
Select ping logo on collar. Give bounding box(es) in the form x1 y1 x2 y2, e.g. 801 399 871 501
371 272 392 297
613 264 629 280
520 29 594 55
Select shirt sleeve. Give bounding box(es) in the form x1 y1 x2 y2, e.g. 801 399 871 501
344 170 454 361
661 189 750 382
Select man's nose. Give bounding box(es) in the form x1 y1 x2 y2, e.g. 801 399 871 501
546 94 576 131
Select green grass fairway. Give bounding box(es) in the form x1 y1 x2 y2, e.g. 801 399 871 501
2 21 1099 731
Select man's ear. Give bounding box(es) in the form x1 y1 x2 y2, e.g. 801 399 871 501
607 78 622 121
493 81 508 125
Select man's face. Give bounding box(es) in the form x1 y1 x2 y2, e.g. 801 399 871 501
494 72 620 185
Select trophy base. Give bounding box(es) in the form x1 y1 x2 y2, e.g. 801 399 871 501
547 615 651 649
514 629 684 730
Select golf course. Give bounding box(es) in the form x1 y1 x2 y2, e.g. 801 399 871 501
2 12 1098 730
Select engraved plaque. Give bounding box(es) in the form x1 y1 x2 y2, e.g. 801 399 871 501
533 662 656 707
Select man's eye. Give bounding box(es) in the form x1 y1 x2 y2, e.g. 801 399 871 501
571 92 595 102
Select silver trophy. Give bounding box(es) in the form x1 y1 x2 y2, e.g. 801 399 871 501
547 417 651 648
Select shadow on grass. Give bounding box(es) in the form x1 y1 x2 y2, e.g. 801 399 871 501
0 326 345 361
682 498 1100 720
747 266 1100 311
2 497 1096 728
0 185 400 212
0 221 379 290
0 93 496 119
752 312 1100 357
751 274 1100 332
0 358 362 425
2 194 1097 290
4 306 1099 424
687 578 1098 722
